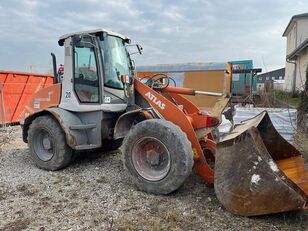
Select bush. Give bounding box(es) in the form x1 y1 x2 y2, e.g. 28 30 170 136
298 65 308 131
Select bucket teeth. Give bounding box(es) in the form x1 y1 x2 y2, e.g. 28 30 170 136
215 111 308 216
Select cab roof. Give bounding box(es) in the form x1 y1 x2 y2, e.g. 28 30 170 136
58 28 129 46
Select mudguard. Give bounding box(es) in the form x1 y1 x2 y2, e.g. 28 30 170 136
114 108 155 139
23 108 87 149
46 108 88 148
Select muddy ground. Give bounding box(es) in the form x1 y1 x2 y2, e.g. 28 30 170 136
0 126 307 231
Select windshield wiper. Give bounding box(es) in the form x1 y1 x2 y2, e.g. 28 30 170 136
115 68 121 80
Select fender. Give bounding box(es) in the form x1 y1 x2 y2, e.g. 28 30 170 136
23 107 87 149
114 108 154 139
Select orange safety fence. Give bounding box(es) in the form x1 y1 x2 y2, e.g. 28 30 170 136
0 70 54 125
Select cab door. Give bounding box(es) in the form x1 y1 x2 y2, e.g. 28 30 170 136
59 34 127 113
73 37 100 104
59 35 102 112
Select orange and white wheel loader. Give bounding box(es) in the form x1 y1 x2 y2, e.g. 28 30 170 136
21 29 308 216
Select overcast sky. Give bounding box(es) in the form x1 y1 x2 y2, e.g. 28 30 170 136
0 0 307 73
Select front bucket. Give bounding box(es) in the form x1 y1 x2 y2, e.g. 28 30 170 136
215 111 308 216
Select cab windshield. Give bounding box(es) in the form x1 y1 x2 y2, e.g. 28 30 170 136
100 35 133 89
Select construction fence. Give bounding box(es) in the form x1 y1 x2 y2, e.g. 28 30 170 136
0 70 53 126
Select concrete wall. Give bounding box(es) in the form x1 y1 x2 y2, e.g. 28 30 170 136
297 18 308 45
295 19 308 92
295 48 308 91
284 61 295 92
284 23 296 92
274 82 285 91
286 23 297 55
284 18 308 92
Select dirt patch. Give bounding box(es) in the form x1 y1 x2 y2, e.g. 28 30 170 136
0 218 31 231
16 183 40 197
0 127 14 149
0 126 307 230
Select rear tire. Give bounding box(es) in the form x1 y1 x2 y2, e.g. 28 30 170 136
28 115 73 170
122 119 193 194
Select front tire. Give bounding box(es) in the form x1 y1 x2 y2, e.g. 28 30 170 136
122 119 193 194
28 115 73 170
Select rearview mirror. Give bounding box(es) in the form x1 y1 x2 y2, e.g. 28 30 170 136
126 44 143 55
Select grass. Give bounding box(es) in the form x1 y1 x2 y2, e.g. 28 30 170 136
272 90 301 108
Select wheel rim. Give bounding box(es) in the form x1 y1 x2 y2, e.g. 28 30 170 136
131 137 171 181
33 128 54 161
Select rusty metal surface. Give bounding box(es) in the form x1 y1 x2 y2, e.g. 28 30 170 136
257 112 301 161
215 111 307 216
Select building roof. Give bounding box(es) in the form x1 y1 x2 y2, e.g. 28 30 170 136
286 38 308 60
136 62 227 72
282 13 308 37
257 68 285 83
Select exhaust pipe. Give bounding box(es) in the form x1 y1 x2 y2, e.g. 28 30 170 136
51 53 58 84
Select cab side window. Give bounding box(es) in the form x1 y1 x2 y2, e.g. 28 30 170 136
74 37 100 103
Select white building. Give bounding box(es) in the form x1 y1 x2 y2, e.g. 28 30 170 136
283 13 308 93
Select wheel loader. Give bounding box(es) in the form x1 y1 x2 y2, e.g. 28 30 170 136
21 29 308 216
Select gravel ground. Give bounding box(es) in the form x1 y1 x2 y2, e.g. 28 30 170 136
0 126 307 231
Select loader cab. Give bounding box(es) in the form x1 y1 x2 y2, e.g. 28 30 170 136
57 29 134 113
